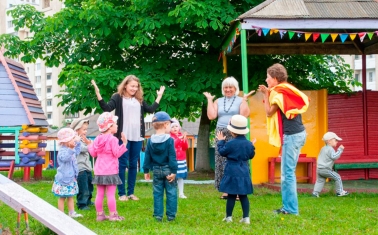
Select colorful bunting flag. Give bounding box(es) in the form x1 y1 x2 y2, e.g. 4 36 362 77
321 34 329 43
262 28 270 36
350 34 357 40
340 34 348 43
279 30 287 39
297 33 302 38
305 33 311 41
313 33 320 42
257 28 262 36
288 31 295 40
359 32 366 42
368 32 374 40
331 34 338 42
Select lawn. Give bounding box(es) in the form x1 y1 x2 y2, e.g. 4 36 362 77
1 170 378 235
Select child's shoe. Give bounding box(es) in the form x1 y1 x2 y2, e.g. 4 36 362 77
312 192 319 198
239 217 250 224
109 212 125 221
336 190 349 197
167 217 175 222
222 216 232 223
179 194 187 199
154 216 163 222
96 212 109 221
69 211 83 218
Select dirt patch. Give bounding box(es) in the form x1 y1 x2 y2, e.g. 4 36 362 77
187 170 215 180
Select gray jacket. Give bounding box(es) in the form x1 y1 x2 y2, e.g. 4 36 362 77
317 145 344 170
77 141 92 172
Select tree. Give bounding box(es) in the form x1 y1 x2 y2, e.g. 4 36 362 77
0 0 355 172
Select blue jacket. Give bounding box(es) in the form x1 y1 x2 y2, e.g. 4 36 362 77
54 142 81 186
143 134 177 174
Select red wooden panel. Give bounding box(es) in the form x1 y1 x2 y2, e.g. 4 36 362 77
337 169 366 180
367 91 378 155
328 93 364 159
368 169 378 179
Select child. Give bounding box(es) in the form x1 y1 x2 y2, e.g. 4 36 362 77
170 118 189 199
52 128 83 218
143 111 178 222
312 132 348 197
88 112 128 221
70 118 93 210
217 115 255 224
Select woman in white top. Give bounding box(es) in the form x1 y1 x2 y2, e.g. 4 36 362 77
203 77 250 199
92 76 165 201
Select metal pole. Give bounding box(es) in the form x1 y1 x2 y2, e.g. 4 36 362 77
240 29 250 140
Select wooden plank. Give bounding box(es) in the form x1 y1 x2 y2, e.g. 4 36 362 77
0 175 97 235
334 163 378 169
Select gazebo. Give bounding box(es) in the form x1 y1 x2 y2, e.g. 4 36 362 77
221 0 378 183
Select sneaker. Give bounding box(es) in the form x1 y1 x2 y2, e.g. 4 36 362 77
239 217 250 224
154 216 163 222
312 192 319 198
128 195 139 201
167 217 175 222
274 208 290 215
179 194 187 199
336 190 349 197
69 211 83 218
78 206 90 210
222 216 232 223
118 195 128 201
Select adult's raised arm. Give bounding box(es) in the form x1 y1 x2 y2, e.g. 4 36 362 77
258 85 279 117
155 86 165 103
203 92 218 120
91 80 103 101
91 79 116 112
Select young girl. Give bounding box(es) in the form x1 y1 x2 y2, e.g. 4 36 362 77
88 112 128 221
170 118 189 199
216 115 255 224
52 128 82 218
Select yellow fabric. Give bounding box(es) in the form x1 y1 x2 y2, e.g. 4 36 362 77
266 83 309 147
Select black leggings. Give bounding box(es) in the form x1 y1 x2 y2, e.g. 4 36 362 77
226 194 249 218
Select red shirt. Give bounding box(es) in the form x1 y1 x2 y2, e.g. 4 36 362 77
170 132 189 161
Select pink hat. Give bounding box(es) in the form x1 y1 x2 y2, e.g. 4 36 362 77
171 118 181 129
97 112 118 132
57 128 76 143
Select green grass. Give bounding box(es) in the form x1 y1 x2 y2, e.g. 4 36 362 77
1 171 378 234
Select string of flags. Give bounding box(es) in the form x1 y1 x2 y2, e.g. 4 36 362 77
252 26 378 43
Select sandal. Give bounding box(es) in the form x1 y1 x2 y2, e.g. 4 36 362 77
220 195 228 200
96 212 109 221
109 212 125 221
118 195 128 201
128 195 139 201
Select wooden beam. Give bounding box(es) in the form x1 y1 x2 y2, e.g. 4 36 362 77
365 42 378 54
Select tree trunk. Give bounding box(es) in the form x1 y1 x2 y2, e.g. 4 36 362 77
195 103 212 172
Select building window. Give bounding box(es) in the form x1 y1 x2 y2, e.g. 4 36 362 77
47 99 52 106
36 88 41 96
355 55 360 60
46 74 51 80
47 87 52 93
66 113 79 118
35 63 41 71
355 74 360 82
47 113 52 119
35 76 41 83
43 0 50 8
7 21 13 28
369 72 374 82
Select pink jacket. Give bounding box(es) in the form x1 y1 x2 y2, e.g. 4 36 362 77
170 132 188 161
88 134 127 175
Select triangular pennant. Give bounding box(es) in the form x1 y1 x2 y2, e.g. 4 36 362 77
367 32 374 40
350 34 357 40
340 34 348 43
359 32 366 42
376 31 378 36
297 33 302 38
321 34 329 43
269 29 279 35
262 28 270 36
313 33 320 42
305 33 312 41
288 31 295 40
331 34 338 42
279 30 287 39
257 28 262 36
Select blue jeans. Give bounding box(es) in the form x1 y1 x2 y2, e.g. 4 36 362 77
118 140 143 197
281 130 306 215
152 165 177 219
76 170 93 208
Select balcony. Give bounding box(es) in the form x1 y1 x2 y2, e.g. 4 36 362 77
46 93 53 99
46 67 52 73
46 79 52 86
35 83 41 88
46 106 53 112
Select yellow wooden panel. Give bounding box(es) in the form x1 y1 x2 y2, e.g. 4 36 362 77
248 89 328 184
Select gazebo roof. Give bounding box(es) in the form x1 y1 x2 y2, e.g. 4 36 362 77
223 0 378 55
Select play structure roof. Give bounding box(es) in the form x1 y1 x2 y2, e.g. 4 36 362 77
223 0 378 55
0 51 48 127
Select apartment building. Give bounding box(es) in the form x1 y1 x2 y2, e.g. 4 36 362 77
341 55 378 91
0 0 86 127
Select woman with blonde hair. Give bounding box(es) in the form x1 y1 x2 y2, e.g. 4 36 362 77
91 75 165 201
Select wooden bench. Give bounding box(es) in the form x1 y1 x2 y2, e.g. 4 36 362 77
334 159 378 180
0 174 96 234
268 156 317 184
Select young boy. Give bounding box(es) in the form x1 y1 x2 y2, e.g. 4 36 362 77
312 132 348 197
143 111 178 222
70 118 94 210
